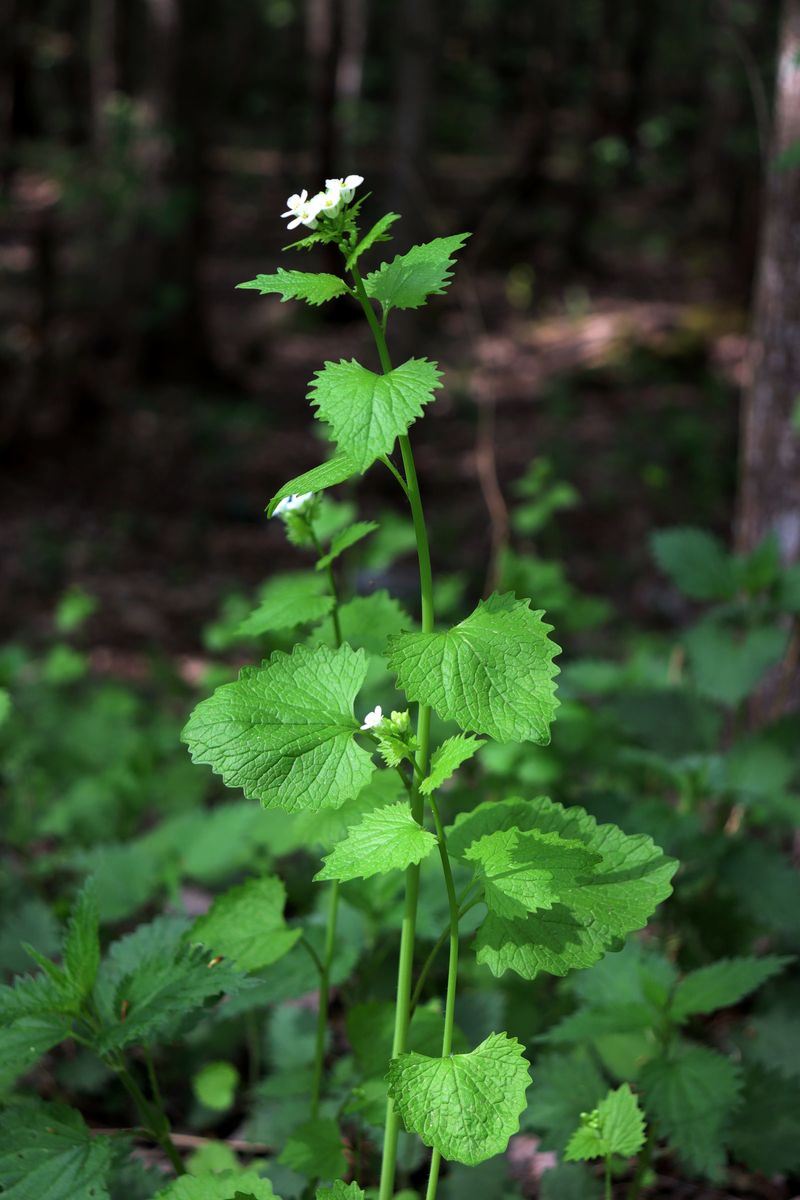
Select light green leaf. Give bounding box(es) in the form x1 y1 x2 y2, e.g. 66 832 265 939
565 1084 645 1161
309 357 441 473
186 1142 239 1176
640 1043 742 1178
267 451 358 517
464 827 600 920
388 593 560 743
193 1061 239 1111
671 955 791 1021
651 528 736 601
182 644 374 813
363 233 470 312
386 1031 530 1165
279 1118 346 1180
447 797 676 979
293 769 404 851
315 521 378 570
190 877 301 971
155 1171 276 1199
236 268 350 306
345 212 401 269
238 573 333 637
315 802 437 882
420 734 485 795
316 1183 365 1200
309 591 412 655
63 882 100 1002
0 1101 114 1200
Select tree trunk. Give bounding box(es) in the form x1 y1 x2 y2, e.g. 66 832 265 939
737 0 800 562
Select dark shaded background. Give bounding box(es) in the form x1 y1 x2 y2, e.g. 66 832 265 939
0 0 787 652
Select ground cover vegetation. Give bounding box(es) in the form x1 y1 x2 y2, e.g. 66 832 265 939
1 178 799 1200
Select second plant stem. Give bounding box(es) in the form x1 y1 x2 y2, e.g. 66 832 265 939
348 261 436 1200
309 523 344 1120
424 795 461 1200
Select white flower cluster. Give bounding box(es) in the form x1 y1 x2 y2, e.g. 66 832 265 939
360 705 384 731
282 175 364 231
272 492 314 518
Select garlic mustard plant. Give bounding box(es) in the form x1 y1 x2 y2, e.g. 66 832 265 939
179 176 679 1200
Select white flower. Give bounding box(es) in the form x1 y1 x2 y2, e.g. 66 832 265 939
360 705 384 731
315 180 343 218
326 174 364 204
281 189 322 230
273 492 314 518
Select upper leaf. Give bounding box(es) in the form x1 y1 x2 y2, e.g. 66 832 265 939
386 1031 530 1165
315 802 437 882
315 521 378 571
345 212 401 269
651 527 737 601
0 1101 114 1200
670 955 791 1021
237 268 350 306
387 593 560 743
420 733 485 795
565 1084 646 1161
238 573 334 637
182 644 374 813
309 358 441 473
363 233 470 312
464 827 600 920
639 1042 742 1178
190 876 302 972
267 451 358 517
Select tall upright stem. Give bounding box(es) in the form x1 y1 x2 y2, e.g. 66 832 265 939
350 262 435 1200
424 795 460 1200
308 523 343 1120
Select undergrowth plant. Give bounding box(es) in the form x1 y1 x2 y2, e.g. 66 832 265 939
3 177 797 1200
178 176 680 1199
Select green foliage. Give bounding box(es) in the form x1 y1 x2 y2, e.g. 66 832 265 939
420 734 485 795
448 797 676 979
190 876 301 971
387 1032 530 1165
182 644 374 812
670 955 791 1020
237 268 351 306
155 1173 276 1199
316 1183 365 1200
309 357 441 473
651 527 736 600
0 1101 115 1200
315 802 437 882
193 1061 239 1111
388 594 560 743
363 234 470 313
463 827 600 920
63 882 101 1003
730 1066 800 1174
238 573 334 636
684 620 787 707
565 1083 645 1161
315 522 378 570
278 1118 346 1179
640 1043 742 1178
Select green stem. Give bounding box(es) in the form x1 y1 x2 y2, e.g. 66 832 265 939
410 886 480 1015
116 1061 185 1175
424 795 460 1200
349 260 436 1200
627 1124 655 1200
307 519 344 1122
310 879 340 1119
